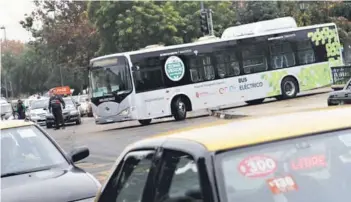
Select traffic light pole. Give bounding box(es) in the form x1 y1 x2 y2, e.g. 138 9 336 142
199 2 214 36
208 9 214 36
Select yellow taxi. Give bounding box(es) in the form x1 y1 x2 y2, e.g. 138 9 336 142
95 106 351 202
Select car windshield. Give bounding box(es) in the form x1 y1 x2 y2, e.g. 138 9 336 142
63 98 75 107
90 56 132 98
345 79 351 90
215 129 351 202
31 99 49 109
1 125 69 177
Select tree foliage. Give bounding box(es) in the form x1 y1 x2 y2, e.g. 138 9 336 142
2 0 351 97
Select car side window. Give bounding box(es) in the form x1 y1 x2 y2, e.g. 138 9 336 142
347 80 351 90
100 150 155 202
156 150 203 202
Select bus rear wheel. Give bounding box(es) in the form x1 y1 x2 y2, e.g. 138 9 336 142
245 98 264 105
138 119 152 126
279 77 298 100
172 97 187 121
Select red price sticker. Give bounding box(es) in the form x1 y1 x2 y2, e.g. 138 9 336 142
238 155 277 178
267 175 298 194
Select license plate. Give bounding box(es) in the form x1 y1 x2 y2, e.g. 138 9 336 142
106 119 113 122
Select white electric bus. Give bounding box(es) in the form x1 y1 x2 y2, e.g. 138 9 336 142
88 17 343 125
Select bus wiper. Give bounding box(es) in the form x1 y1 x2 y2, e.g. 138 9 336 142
1 166 53 178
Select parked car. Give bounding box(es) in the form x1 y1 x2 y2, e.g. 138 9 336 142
328 77 351 106
94 106 351 202
1 101 14 120
28 98 49 126
45 96 82 128
1 120 101 202
78 95 89 117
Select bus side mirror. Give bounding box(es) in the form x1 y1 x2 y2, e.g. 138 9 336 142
132 65 140 71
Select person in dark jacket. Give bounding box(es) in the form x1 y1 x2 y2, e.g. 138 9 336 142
17 99 26 120
48 92 66 130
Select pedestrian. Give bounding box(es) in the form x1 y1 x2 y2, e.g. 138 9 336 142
17 99 26 120
48 91 66 130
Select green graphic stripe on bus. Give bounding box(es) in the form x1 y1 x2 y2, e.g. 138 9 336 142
261 70 288 97
297 63 331 91
307 26 343 67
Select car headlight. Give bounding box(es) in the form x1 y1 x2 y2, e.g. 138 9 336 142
118 108 129 116
74 197 95 202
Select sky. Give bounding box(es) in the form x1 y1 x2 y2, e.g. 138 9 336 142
0 0 36 42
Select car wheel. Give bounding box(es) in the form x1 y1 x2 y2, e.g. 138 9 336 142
138 119 152 126
280 77 298 99
172 97 187 121
76 118 82 125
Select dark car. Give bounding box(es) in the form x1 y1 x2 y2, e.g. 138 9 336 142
328 78 351 106
1 120 101 202
45 96 82 128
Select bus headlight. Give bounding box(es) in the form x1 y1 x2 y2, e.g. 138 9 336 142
118 108 129 116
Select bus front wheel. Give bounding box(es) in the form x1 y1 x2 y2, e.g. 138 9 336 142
172 97 187 121
138 119 152 126
279 77 298 100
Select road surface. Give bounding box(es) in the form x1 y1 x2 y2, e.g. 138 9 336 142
48 89 331 183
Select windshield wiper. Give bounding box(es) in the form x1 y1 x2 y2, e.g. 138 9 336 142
1 165 53 178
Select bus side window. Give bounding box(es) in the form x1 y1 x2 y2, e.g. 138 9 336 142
296 40 316 65
242 44 268 74
215 52 240 78
202 56 215 81
269 41 296 69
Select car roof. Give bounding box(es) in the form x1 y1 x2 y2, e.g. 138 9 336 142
0 120 34 130
148 106 351 152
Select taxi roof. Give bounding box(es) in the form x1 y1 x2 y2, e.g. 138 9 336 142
151 106 351 152
0 120 34 130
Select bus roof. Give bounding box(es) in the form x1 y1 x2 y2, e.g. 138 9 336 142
90 22 336 64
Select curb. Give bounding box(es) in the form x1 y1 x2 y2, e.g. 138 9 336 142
209 110 248 120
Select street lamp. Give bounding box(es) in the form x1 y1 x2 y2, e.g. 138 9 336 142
0 26 8 98
298 1 309 26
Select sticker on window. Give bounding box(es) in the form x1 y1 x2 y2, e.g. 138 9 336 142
17 128 37 138
238 155 277 178
267 175 298 194
338 134 351 147
290 154 327 171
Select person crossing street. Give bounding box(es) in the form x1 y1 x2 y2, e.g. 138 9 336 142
48 90 66 130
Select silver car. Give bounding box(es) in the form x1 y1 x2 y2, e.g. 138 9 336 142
28 99 49 126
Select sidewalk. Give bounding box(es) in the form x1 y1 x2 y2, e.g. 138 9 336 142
210 87 332 120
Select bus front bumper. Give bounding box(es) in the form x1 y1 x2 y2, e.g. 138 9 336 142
94 115 133 124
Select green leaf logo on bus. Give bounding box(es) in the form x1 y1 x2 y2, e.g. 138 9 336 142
307 27 342 67
165 56 185 82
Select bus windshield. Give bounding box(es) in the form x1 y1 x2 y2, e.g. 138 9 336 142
90 63 132 98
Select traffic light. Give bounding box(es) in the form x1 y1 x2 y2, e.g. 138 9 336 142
200 10 209 35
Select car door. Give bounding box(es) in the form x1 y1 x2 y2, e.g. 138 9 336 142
345 79 351 104
153 149 213 202
97 150 158 202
